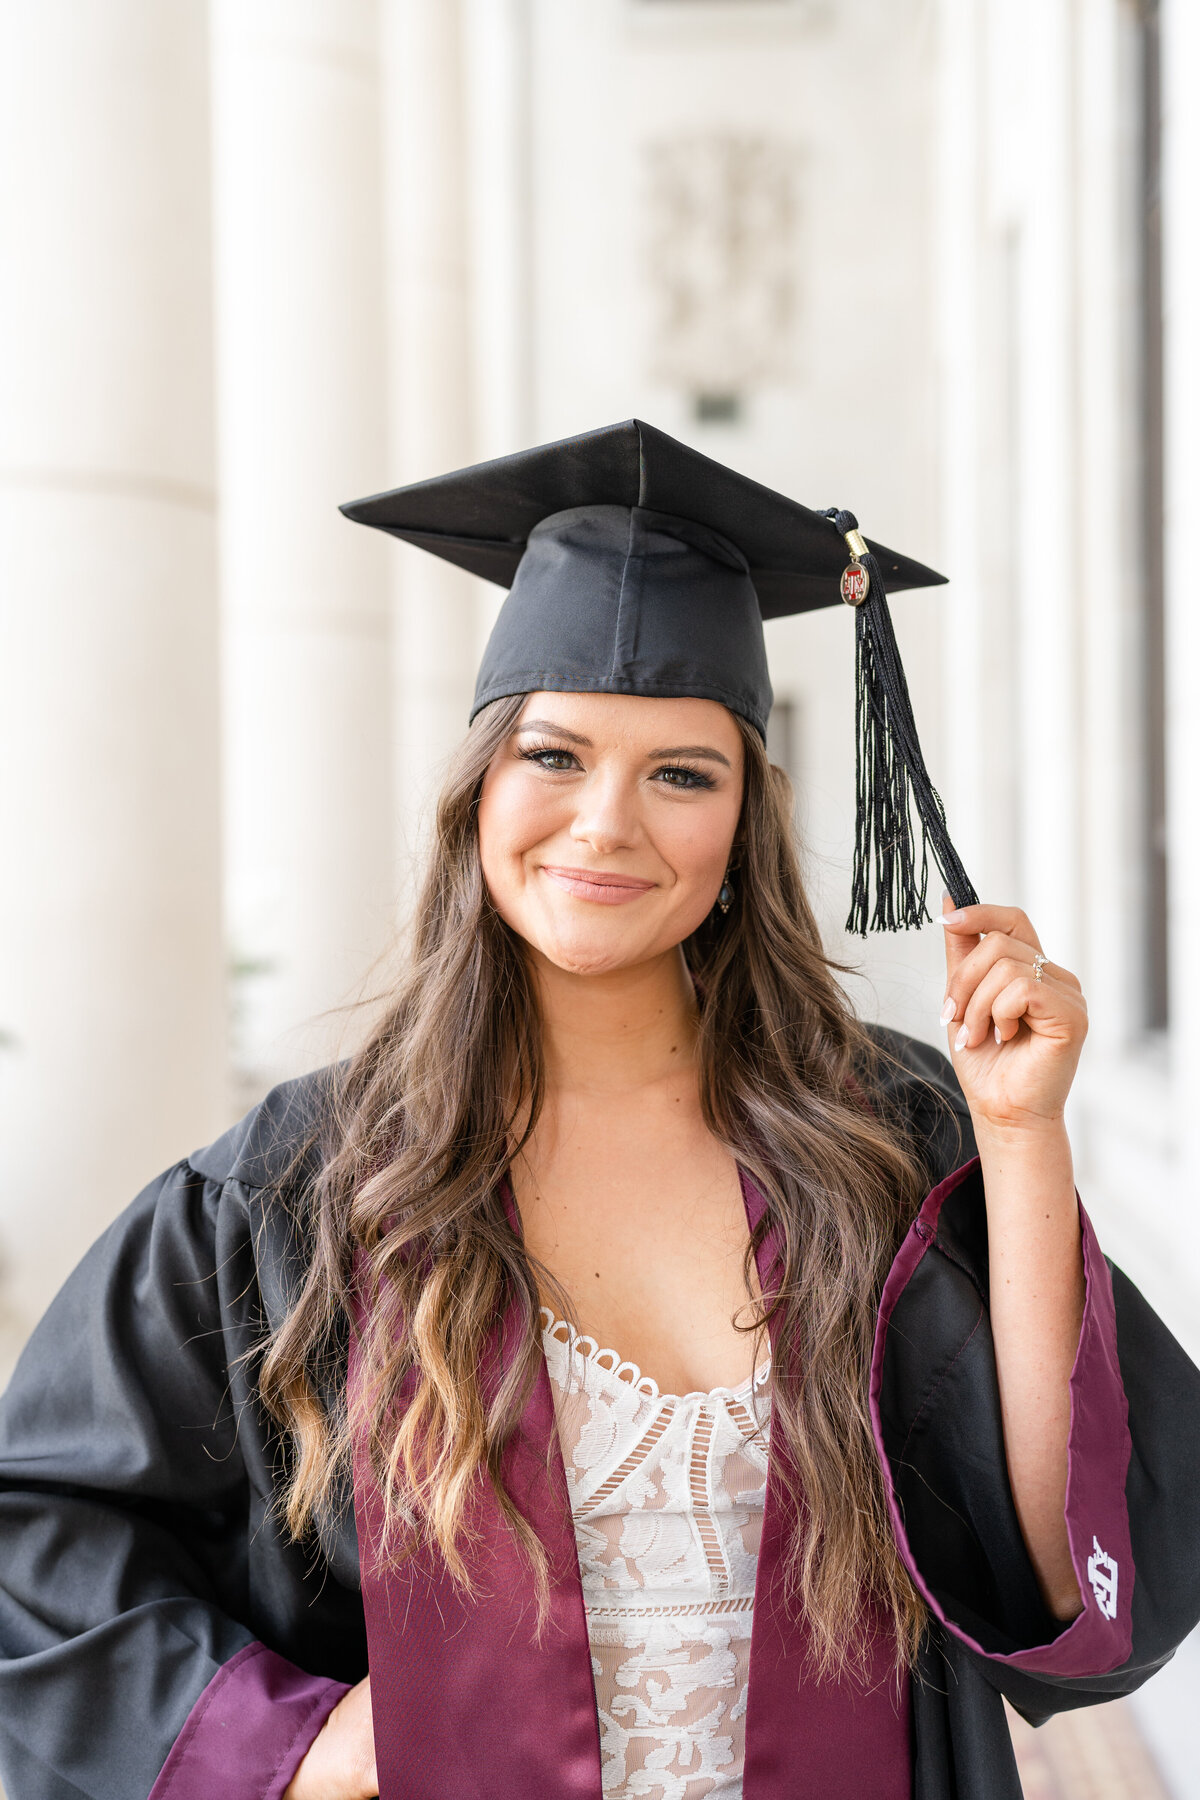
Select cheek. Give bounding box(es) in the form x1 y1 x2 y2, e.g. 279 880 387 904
476 767 554 896
659 800 741 889
629 798 741 948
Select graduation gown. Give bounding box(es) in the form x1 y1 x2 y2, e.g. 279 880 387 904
1 1028 1198 1800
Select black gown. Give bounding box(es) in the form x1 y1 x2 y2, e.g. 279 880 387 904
0 1029 1197 1800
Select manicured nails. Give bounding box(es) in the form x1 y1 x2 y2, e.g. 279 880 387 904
939 996 957 1025
995 1025 1002 1045
940 909 964 925
954 1024 969 1051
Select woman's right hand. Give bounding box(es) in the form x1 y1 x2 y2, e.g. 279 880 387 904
283 1675 378 1800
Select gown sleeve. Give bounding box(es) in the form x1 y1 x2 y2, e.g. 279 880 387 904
0 1144 349 1800
867 1031 1200 1726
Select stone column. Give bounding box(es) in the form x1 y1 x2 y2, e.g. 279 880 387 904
1073 0 1137 1046
935 0 993 895
1162 0 1200 1187
463 0 535 462
0 0 226 1350
212 1 395 1089
1009 0 1081 973
381 0 480 884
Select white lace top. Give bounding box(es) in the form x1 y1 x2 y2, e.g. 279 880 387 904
541 1308 772 1800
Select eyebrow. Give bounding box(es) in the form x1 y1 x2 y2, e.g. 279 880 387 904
515 718 732 770
517 718 592 745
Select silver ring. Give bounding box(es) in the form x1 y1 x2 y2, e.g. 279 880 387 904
1032 953 1047 983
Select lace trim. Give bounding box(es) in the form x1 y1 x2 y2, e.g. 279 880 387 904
540 1306 772 1404
585 1594 755 1621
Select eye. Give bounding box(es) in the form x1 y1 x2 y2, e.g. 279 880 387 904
653 764 716 791
518 744 580 774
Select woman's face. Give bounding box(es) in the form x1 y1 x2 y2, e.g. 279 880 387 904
477 691 745 977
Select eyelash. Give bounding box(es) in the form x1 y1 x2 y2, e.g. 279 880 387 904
517 742 717 791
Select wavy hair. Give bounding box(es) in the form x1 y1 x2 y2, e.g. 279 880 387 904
259 692 934 1678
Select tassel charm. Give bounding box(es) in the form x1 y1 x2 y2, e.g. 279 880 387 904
840 558 871 607
822 508 978 935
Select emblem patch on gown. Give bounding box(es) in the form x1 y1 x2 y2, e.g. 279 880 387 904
1087 1536 1119 1619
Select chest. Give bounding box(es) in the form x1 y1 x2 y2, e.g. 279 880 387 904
510 1104 759 1397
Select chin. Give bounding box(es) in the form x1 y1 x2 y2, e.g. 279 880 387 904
535 927 650 978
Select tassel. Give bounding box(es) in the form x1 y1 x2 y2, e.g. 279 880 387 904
822 508 978 935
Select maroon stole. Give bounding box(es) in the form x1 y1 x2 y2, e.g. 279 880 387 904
352 1172 912 1799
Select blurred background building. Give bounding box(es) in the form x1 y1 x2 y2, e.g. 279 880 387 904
1 1 1196 1793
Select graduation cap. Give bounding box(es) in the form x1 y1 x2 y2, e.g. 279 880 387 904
341 419 977 934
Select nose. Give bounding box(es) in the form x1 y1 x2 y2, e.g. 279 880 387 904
567 766 641 855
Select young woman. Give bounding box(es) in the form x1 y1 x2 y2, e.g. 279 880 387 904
0 422 1197 1800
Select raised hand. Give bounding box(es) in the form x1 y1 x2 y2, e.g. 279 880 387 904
938 896 1088 1131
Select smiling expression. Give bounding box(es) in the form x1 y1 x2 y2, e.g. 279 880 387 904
476 691 746 977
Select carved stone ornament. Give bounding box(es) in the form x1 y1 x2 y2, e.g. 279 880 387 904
643 133 801 396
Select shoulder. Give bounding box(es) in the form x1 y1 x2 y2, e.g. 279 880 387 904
0 1071 346 1457
857 1022 976 1187
179 1066 345 1326
186 1063 342 1195
70 1060 336 1288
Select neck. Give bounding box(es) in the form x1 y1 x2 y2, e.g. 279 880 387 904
528 945 700 1098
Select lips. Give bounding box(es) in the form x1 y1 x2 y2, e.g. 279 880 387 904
539 865 656 905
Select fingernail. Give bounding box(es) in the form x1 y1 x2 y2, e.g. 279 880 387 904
994 1025 1002 1045
940 910 964 925
940 997 957 1025
954 1024 969 1051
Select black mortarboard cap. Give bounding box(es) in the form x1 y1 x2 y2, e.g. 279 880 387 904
341 419 976 932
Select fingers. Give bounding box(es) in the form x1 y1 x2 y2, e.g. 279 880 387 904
954 960 1043 1050
941 890 980 985
953 960 1087 1051
943 932 1033 1026
942 927 1082 1023
943 933 1034 1025
941 902 1042 953
939 901 1086 1046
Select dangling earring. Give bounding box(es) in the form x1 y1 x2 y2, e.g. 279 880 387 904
717 873 734 914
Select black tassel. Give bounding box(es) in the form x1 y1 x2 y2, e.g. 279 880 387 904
822 508 978 935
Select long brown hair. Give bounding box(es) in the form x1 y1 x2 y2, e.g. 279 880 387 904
259 693 933 1677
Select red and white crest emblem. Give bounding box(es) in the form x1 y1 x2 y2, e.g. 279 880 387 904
840 561 870 606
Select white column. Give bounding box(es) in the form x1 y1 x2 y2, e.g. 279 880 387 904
462 0 536 662
0 1 225 1347
1008 0 1081 973
463 0 535 464
935 0 992 890
1074 0 1137 1045
1161 0 1200 1187
381 0 480 880
212 1 395 1089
